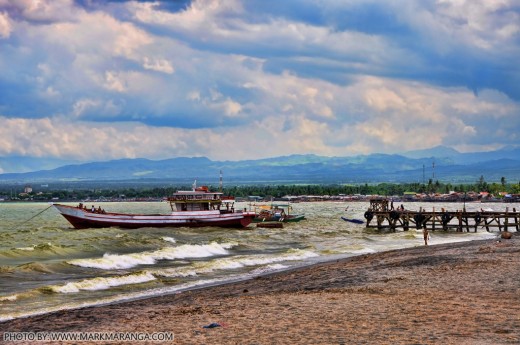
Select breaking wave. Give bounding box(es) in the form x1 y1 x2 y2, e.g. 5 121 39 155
50 272 157 294
0 294 18 302
156 248 318 278
67 242 235 270
162 237 176 243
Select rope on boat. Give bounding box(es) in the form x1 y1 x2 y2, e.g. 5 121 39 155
17 204 54 226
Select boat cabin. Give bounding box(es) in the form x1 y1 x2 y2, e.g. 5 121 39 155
167 186 235 213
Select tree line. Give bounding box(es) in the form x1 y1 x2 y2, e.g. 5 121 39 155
3 176 519 201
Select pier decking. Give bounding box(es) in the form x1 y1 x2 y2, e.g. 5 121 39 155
364 199 520 232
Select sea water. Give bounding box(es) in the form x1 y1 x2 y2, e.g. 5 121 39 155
0 200 510 322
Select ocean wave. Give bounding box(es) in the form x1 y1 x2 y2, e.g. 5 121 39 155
0 294 18 302
67 241 234 270
15 246 36 251
156 248 319 278
16 262 55 273
0 275 242 322
0 265 14 273
7 242 76 257
0 289 42 303
350 247 377 255
49 272 157 294
0 243 52 258
162 237 176 243
249 264 288 275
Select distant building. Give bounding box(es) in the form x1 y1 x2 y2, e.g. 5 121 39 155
403 192 416 200
24 185 33 193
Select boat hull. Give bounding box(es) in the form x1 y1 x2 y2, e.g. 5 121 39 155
341 216 364 224
53 204 255 229
252 214 305 223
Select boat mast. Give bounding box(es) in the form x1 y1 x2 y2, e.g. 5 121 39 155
219 170 223 192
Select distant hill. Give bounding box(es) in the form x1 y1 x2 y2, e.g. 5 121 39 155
402 145 520 164
403 145 461 159
0 156 80 174
0 147 519 186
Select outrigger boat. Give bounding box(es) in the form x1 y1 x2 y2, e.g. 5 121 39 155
252 203 305 223
53 185 255 229
341 206 364 224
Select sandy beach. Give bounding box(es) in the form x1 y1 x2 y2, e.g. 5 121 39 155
1 233 518 344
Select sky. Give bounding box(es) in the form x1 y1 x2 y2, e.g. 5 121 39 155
0 0 519 170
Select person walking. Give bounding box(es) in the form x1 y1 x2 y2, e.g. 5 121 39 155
423 226 429 245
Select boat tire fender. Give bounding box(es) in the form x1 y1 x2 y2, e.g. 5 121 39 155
414 213 425 229
389 210 400 220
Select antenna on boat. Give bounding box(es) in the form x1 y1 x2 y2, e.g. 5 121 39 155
219 170 223 192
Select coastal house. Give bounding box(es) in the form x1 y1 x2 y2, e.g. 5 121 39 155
403 192 416 200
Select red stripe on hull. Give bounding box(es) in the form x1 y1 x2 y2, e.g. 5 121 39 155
60 213 254 229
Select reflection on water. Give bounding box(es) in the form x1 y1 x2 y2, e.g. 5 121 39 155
0 200 511 321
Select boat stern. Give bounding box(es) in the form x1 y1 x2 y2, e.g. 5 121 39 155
240 210 256 227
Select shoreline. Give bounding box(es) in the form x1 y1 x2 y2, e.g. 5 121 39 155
2 235 519 344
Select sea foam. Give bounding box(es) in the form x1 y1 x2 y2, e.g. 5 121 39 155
0 294 18 302
162 237 176 243
67 242 233 270
50 272 156 294
156 248 318 278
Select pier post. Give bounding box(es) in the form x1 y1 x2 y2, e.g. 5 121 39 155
514 208 519 232
403 213 409 231
504 207 509 232
432 207 436 232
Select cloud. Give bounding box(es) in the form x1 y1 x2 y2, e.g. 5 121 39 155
0 0 518 167
1 75 517 161
1 0 79 23
143 57 175 74
0 11 12 38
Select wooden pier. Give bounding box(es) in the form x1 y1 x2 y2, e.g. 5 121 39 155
364 199 520 232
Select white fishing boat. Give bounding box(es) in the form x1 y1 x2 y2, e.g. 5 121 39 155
53 185 255 229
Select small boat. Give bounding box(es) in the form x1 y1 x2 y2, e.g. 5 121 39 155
342 206 364 224
341 216 364 224
252 203 305 223
53 185 255 229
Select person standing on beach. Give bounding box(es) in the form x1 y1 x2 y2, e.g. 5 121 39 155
423 226 429 246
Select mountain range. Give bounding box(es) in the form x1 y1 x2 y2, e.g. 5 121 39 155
0 146 519 186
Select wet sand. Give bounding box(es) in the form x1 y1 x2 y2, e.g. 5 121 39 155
2 234 519 344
